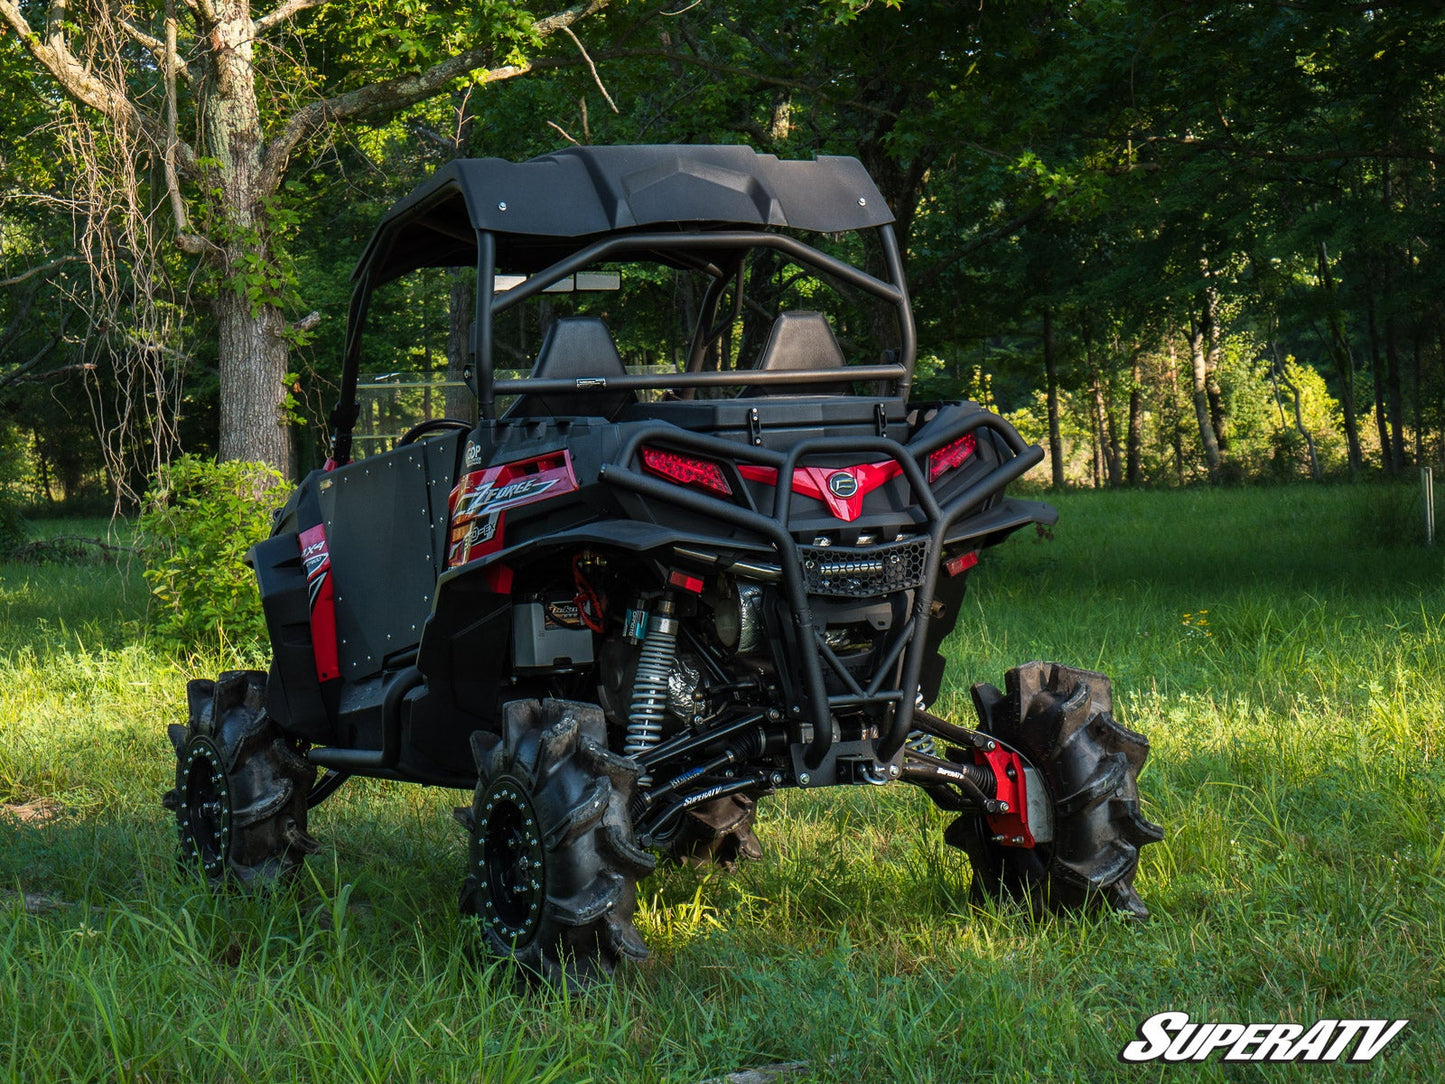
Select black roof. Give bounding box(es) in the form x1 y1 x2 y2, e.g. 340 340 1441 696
354 145 894 283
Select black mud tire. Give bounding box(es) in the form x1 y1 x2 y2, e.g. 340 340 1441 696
945 661 1163 919
660 794 763 869
162 670 319 886
459 699 656 989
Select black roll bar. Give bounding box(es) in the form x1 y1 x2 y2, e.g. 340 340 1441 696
331 224 917 460
477 228 915 421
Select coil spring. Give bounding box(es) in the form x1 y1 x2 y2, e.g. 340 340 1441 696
961 760 996 795
624 615 679 766
905 730 937 758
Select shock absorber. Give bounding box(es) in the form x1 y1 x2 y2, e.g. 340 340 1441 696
624 597 680 775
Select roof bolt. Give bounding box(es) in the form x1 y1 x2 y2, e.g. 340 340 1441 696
498 201 508 211
858 197 867 206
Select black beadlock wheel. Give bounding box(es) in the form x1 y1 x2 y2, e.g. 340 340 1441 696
660 794 763 868
460 699 656 988
162 670 320 886
945 661 1164 918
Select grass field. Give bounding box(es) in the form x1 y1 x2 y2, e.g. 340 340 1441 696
2 488 1442 1082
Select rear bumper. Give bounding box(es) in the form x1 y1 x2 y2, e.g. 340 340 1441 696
600 404 1047 767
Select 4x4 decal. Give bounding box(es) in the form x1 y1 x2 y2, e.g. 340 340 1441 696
297 524 339 682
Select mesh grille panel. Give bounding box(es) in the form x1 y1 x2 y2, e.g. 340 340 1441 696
799 537 930 598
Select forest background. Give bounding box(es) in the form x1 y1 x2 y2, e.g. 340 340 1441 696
2 0 1443 508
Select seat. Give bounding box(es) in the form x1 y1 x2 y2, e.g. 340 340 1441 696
744 311 849 396
505 316 635 420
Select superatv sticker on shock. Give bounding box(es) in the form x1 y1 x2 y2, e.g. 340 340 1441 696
446 452 579 567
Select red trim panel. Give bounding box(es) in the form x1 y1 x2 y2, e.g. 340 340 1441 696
974 744 1036 848
447 451 580 568
737 460 903 523
299 524 340 683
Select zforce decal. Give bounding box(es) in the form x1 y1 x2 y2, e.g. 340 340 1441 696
298 524 340 682
447 451 579 567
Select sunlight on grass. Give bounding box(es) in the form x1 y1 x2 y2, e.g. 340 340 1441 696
635 882 725 955
2 485 1442 1080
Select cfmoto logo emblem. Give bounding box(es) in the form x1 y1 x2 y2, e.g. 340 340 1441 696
828 471 859 498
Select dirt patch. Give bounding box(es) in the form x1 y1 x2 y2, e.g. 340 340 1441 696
1 799 66 825
699 1064 814 1084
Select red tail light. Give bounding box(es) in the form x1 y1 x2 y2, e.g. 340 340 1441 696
927 433 978 481
640 446 733 496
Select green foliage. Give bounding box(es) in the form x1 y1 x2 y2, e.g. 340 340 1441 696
1218 345 1350 481
139 456 286 650
0 425 30 555
8 0 1445 489
0 498 25 558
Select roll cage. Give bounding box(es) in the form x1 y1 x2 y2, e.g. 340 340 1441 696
328 146 918 463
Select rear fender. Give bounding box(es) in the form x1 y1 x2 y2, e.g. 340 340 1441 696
252 528 337 744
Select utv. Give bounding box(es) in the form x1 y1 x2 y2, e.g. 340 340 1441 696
164 145 1161 986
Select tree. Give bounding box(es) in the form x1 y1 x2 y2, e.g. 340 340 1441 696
1 0 610 470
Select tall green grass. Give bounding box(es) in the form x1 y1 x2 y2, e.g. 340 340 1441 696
2 487 1441 1081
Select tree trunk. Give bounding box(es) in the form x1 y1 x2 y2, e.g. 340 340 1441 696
1091 371 1118 486
1043 308 1064 489
1363 274 1394 473
1381 167 1406 470
205 0 292 470
1082 316 1120 487
1187 314 1222 482
215 291 290 467
1438 318 1445 464
1316 242 1361 478
1204 289 1226 452
1126 350 1143 486
1273 353 1322 482
1165 345 1186 485
1089 384 1104 489
1384 306 1406 470
1412 324 1423 467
